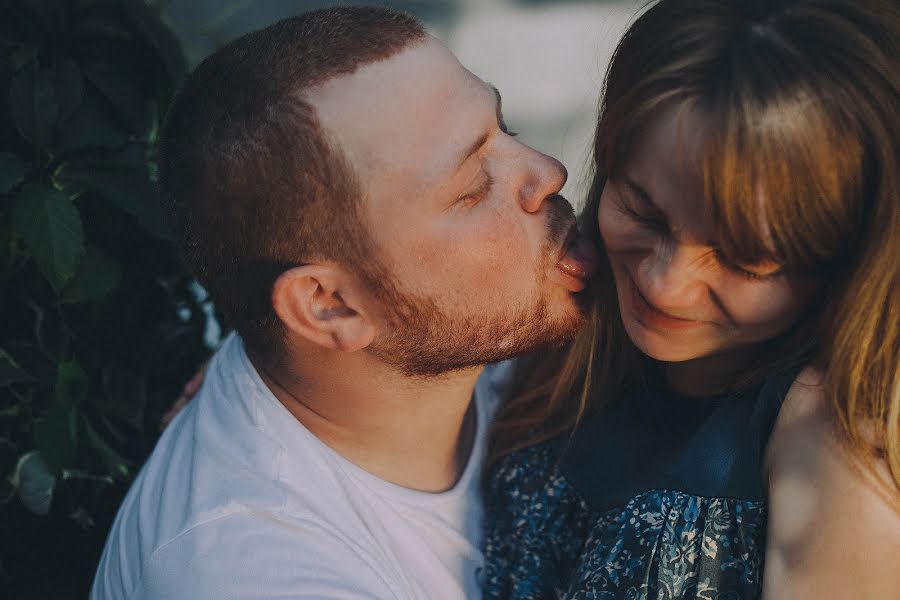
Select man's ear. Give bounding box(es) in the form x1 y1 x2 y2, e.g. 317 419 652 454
271 265 376 352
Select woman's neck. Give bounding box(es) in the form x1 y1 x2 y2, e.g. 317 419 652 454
660 348 756 398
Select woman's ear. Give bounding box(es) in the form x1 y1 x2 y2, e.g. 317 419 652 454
271 265 376 352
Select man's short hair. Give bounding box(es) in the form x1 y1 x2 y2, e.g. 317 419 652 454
158 7 426 357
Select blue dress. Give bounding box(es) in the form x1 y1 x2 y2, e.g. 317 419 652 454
484 369 798 599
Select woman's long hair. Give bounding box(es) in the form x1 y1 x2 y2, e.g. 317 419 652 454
489 0 900 492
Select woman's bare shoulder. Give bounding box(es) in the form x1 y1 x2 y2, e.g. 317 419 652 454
763 367 900 599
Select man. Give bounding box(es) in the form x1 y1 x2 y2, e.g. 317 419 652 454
91 6 597 599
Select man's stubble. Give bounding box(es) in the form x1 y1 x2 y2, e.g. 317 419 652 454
364 197 588 377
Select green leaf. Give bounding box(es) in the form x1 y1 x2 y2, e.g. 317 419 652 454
123 0 187 81
81 60 151 133
102 360 146 431
61 246 122 303
0 152 29 193
21 0 67 35
2 341 56 386
0 438 17 504
34 404 78 474
0 214 14 271
82 414 132 479
0 8 46 50
11 451 56 515
53 58 84 123
56 359 88 407
55 158 170 239
74 14 134 41
98 414 129 443
0 348 34 386
54 91 128 153
11 183 85 290
0 47 10 82
8 62 59 150
11 41 42 71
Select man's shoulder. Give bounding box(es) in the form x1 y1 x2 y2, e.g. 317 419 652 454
95 511 399 599
94 408 400 599
94 334 386 599
121 382 288 538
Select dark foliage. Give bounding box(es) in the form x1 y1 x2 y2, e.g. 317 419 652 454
0 1 211 597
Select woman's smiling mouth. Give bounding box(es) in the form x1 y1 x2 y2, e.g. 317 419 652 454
626 276 703 330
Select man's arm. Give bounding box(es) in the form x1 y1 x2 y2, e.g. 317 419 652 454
763 369 900 599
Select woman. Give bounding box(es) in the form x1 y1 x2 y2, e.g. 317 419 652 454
485 0 899 597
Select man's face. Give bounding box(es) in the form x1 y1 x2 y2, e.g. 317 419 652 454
308 36 595 375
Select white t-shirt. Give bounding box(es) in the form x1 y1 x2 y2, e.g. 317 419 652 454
91 334 510 600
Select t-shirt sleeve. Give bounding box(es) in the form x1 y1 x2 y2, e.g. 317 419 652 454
131 513 399 600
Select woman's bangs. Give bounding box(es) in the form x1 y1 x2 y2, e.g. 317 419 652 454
702 94 862 276
702 126 790 269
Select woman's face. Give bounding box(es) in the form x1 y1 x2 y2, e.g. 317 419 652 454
598 104 819 364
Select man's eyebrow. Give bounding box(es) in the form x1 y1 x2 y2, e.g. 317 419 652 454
454 83 503 170
491 84 503 124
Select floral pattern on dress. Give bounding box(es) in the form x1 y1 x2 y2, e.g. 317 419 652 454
484 444 768 600
484 444 591 599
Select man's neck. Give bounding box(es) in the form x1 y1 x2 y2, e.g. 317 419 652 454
249 347 484 493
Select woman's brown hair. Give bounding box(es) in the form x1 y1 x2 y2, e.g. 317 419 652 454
489 0 900 492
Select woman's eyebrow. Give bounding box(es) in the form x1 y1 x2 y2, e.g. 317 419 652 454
622 175 666 217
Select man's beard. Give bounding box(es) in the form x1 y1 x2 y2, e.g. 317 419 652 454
365 198 588 377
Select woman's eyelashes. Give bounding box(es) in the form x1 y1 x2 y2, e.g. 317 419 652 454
711 249 770 281
615 187 667 232
615 186 781 281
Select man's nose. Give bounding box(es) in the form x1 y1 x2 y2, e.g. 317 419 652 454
641 244 709 310
519 151 567 213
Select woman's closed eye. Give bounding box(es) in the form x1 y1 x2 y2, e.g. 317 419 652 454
615 188 668 232
712 248 785 281
614 184 784 281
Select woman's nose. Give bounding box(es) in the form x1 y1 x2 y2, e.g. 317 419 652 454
640 244 711 311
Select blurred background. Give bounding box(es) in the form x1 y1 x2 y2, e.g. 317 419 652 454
167 0 638 205
0 1 636 598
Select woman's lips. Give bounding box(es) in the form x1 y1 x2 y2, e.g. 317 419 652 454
555 229 600 292
626 277 703 329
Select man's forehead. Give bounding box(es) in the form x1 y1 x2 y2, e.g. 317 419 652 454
305 35 478 123
305 36 493 180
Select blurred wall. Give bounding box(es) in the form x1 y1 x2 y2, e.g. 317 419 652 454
163 0 641 207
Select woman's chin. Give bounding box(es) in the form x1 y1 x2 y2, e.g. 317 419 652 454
621 313 717 363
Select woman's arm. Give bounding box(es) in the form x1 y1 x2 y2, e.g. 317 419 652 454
159 361 208 429
763 368 900 599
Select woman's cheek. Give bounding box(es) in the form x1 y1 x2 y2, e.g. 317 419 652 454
716 278 809 333
598 206 632 250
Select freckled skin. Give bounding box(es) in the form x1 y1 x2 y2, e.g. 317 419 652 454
598 104 819 385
